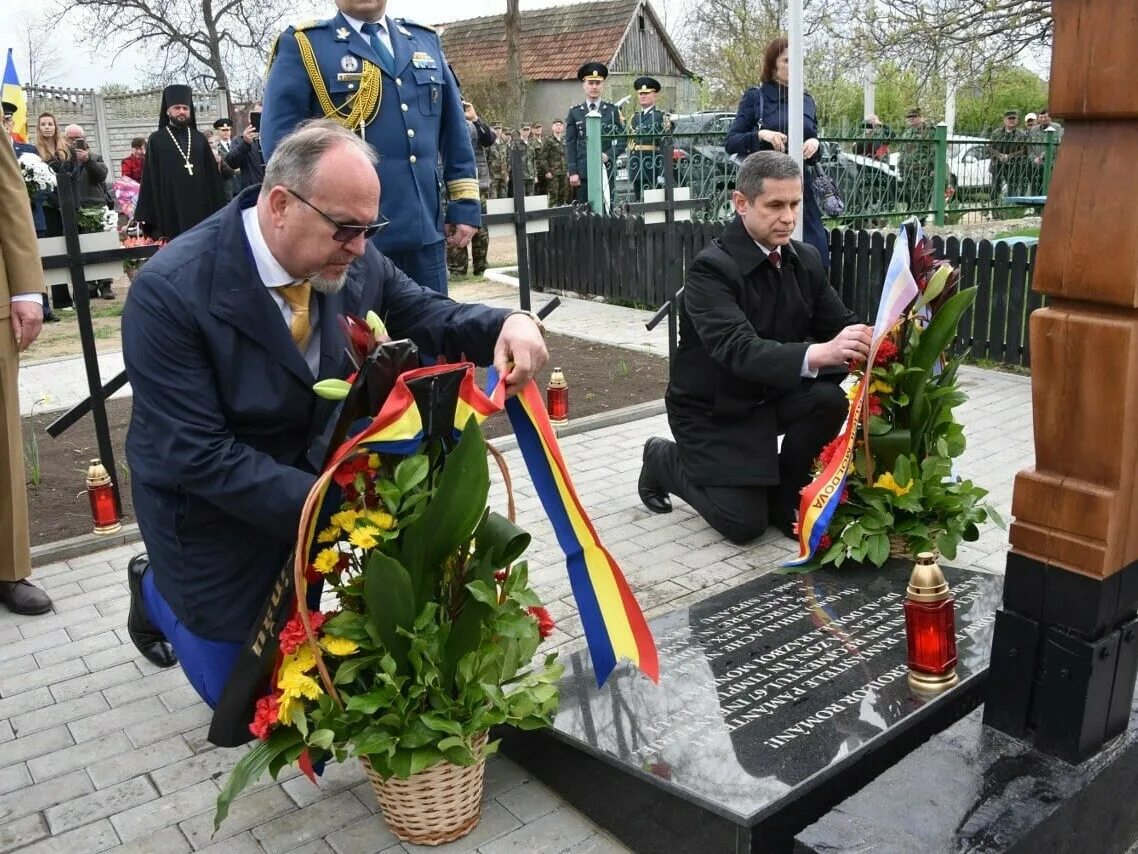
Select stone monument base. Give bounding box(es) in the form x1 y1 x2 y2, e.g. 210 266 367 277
794 695 1138 853
500 561 1003 853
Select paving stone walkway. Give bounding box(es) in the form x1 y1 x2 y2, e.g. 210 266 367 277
4 348 1031 852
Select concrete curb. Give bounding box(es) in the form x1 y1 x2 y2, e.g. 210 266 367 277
28 398 666 566
31 523 143 567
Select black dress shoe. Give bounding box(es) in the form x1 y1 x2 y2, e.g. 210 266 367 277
638 438 673 514
0 579 53 615
127 555 178 668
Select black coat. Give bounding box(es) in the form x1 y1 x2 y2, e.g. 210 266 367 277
665 216 858 486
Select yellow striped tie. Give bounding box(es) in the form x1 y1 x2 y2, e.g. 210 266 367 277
278 280 312 352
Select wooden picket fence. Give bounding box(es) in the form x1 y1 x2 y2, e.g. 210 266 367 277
528 216 1042 368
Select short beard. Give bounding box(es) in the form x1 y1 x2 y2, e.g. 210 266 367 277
309 271 349 294
167 115 189 130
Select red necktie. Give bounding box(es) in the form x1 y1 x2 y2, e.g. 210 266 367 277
769 249 781 269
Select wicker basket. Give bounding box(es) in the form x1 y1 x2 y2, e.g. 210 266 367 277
360 732 488 845
888 533 940 563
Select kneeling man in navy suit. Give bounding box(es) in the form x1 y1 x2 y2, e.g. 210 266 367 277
121 119 547 706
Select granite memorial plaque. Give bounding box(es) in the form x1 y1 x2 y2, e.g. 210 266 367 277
498 561 1002 853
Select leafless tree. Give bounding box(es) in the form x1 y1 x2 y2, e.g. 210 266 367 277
18 13 65 89
65 0 304 114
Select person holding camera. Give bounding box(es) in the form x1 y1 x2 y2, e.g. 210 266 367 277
224 104 265 192
64 125 116 300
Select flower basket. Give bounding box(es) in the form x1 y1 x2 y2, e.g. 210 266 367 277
361 731 488 844
887 533 939 563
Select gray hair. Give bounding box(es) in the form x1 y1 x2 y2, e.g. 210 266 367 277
261 119 378 198
736 151 802 201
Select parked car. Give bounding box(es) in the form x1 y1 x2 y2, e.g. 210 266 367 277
945 135 993 198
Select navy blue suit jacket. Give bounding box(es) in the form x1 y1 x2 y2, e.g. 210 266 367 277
122 188 508 641
725 81 829 266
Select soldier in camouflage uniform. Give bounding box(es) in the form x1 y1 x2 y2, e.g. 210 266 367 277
530 122 547 195
517 124 537 195
544 118 569 205
988 110 1031 200
486 123 510 199
898 107 936 215
447 102 495 276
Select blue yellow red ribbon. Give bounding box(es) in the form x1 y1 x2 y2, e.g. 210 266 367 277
290 363 658 688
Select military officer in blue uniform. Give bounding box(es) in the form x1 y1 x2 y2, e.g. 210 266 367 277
565 62 625 206
627 76 669 200
261 0 480 296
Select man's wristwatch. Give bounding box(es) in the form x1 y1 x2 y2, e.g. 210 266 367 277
505 309 546 337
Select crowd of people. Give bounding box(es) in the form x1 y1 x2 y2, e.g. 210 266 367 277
0 5 904 738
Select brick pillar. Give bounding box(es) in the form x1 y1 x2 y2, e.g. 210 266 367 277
983 0 1138 763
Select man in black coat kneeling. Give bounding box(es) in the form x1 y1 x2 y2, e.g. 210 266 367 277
638 151 872 544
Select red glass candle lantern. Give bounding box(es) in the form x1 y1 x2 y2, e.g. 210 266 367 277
86 459 122 536
547 368 569 426
904 552 959 692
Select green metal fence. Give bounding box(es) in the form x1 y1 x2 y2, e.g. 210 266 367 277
592 124 1060 226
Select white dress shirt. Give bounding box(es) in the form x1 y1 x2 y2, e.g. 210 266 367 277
11 293 40 305
242 205 321 375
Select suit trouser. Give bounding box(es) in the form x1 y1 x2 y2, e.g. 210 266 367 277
0 325 31 582
142 568 241 708
649 380 848 544
383 240 448 297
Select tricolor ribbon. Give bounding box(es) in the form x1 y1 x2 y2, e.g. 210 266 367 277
290 363 658 688
785 224 920 566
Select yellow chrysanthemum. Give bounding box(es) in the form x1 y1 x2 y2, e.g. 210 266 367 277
321 635 360 657
330 509 361 531
869 379 893 395
316 525 341 544
874 471 913 497
278 669 323 702
367 453 380 469
846 380 861 401
279 645 316 683
363 509 395 531
348 526 380 549
278 691 301 725
312 547 341 575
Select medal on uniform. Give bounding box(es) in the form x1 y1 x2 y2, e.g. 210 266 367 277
341 55 359 72
411 51 437 69
335 27 350 40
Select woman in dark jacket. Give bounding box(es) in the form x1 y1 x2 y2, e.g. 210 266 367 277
725 36 828 266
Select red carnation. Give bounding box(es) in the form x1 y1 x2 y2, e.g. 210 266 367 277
528 606 555 639
249 692 280 741
817 436 845 468
867 395 883 417
494 569 508 583
873 338 899 366
278 610 327 655
332 454 370 489
818 533 833 551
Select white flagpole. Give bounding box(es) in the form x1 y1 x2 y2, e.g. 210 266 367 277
788 0 805 241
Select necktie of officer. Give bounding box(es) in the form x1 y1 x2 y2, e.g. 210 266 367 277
278 281 313 352
360 21 396 77
768 248 781 269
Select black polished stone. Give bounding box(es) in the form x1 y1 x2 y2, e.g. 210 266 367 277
499 560 1002 853
795 689 1138 854
1043 563 1119 639
1003 551 1045 619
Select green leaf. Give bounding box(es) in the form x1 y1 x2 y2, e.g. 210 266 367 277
308 729 335 750
390 746 444 779
893 453 912 488
870 428 911 474
394 455 429 495
363 550 416 674
866 532 890 566
473 512 531 567
312 379 351 400
465 580 499 606
420 713 464 736
867 415 893 436
215 728 303 831
400 418 490 606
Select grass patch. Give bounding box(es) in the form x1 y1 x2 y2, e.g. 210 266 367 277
990 226 1041 242
961 356 1031 376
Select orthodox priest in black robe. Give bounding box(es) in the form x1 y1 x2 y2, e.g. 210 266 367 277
136 84 225 240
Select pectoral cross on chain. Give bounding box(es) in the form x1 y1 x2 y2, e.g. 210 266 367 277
184 162 194 175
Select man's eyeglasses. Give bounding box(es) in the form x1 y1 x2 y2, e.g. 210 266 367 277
287 188 389 242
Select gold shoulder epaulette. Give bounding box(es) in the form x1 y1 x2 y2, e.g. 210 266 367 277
293 19 324 31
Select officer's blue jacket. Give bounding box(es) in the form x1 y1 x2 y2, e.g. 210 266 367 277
261 12 479 253
122 189 507 642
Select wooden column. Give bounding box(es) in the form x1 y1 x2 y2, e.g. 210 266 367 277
983 0 1138 762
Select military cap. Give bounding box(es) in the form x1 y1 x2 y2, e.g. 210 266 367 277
531 121 544 128
1024 112 1038 122
634 76 661 93
551 116 564 123
213 117 233 129
905 107 922 118
1 100 17 117
491 122 503 129
577 62 608 82
1003 110 1019 119
520 123 531 130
